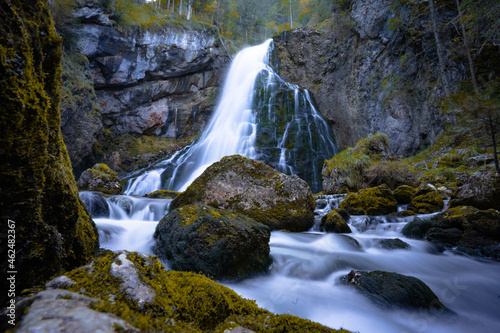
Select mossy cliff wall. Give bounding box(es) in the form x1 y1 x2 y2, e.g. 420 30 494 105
0 0 99 305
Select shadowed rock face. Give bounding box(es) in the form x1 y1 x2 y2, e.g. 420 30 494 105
0 0 99 305
273 0 467 156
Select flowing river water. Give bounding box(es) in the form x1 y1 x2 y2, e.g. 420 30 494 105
83 192 500 333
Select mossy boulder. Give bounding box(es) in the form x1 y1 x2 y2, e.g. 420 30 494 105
77 163 122 195
322 133 389 194
320 210 352 233
144 189 180 199
409 185 444 214
0 0 98 304
402 219 435 239
338 184 398 215
450 171 500 210
154 204 272 280
339 270 446 310
373 238 411 250
396 210 416 217
171 155 315 232
393 185 417 205
19 251 348 332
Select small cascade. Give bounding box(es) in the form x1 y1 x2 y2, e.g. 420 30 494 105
124 39 337 195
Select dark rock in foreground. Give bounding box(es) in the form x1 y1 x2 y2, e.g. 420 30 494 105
171 155 316 232
374 238 411 250
154 204 272 280
79 191 110 218
339 270 446 310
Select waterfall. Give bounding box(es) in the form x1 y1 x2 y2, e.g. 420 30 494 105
124 39 337 195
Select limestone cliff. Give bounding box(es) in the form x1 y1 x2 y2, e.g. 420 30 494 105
58 1 229 174
0 0 99 305
274 0 466 156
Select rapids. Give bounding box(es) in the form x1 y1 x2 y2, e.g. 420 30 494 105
88 193 500 333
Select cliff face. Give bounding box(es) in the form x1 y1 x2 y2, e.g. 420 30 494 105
274 0 464 156
0 0 98 304
59 1 229 174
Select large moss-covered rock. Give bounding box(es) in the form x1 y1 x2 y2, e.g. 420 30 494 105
393 185 417 205
338 184 397 215
410 189 444 214
322 133 389 194
18 251 348 332
154 204 272 280
77 163 122 195
339 270 446 310
0 0 98 305
320 210 352 233
450 171 500 210
171 155 316 232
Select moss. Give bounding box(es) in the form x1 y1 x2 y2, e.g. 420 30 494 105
171 155 315 232
339 184 398 216
78 163 123 195
322 133 389 194
320 210 351 233
364 160 419 190
154 204 272 280
0 0 98 305
410 191 444 214
144 189 180 199
393 185 417 205
61 251 349 332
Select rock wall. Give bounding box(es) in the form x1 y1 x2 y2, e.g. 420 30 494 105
273 0 465 156
60 1 229 174
0 0 99 305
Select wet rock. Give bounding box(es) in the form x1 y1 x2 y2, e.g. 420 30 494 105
450 171 500 210
339 184 397 215
171 155 315 232
16 289 140 333
320 210 352 233
45 276 76 289
374 238 411 250
79 191 110 218
77 163 122 195
109 195 134 214
154 205 272 279
395 210 416 217
393 185 417 205
402 219 435 239
339 270 446 310
349 216 383 233
425 228 462 245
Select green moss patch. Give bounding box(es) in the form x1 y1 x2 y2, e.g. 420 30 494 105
339 184 398 216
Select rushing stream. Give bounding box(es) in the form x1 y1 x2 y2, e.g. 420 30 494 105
85 192 500 333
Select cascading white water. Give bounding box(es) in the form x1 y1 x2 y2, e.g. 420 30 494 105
81 191 500 333
125 39 274 194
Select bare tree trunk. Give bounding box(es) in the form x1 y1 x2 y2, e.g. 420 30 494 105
455 0 479 94
289 0 293 28
429 0 451 97
187 0 192 20
489 112 500 174
180 0 183 16
171 0 175 12
167 0 171 11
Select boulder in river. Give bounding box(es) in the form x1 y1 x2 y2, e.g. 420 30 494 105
338 184 397 215
339 270 446 310
449 171 500 210
409 185 444 214
154 204 272 279
171 155 315 232
393 185 417 205
77 163 122 195
320 210 352 233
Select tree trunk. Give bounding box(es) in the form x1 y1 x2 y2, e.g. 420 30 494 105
455 0 479 94
187 0 192 20
429 0 451 97
180 0 183 16
489 112 500 174
289 0 293 28
167 0 170 11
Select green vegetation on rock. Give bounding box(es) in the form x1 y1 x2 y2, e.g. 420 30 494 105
144 189 180 199
409 186 444 214
320 210 351 233
339 184 398 216
52 251 349 332
77 163 123 195
154 204 272 280
0 0 98 305
171 155 316 232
